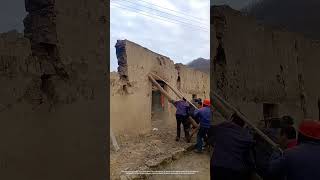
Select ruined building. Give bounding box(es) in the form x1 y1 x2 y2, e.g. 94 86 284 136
111 40 209 136
0 1 108 179
212 5 320 125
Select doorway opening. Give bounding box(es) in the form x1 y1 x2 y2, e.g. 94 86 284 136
151 80 168 128
263 103 279 127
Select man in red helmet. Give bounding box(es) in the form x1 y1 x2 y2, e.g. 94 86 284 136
268 120 320 180
193 99 212 153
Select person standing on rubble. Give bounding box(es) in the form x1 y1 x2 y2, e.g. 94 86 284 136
169 97 191 142
193 99 211 153
268 120 320 180
207 114 256 180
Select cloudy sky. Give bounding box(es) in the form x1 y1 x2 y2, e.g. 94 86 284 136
110 0 210 71
0 0 26 33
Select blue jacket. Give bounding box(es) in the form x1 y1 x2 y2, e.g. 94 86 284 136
194 106 211 128
254 128 281 179
269 141 320 180
208 121 255 172
173 100 189 116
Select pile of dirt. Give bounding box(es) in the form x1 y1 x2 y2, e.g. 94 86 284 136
110 126 196 179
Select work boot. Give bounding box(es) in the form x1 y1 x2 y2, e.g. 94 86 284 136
185 135 191 143
175 136 180 141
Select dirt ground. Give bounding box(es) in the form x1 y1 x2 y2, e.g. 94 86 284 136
150 151 210 180
110 117 199 180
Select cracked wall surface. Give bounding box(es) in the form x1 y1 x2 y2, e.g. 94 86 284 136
0 1 108 179
111 40 209 136
212 5 320 125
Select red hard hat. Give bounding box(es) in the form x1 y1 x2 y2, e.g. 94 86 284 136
203 99 211 106
298 120 320 140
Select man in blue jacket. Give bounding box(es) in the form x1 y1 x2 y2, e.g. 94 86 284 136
193 99 211 153
207 113 256 180
268 120 320 180
169 98 191 142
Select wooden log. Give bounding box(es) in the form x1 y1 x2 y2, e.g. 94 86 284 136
148 74 199 129
148 74 174 102
212 92 282 152
150 72 198 110
211 93 234 120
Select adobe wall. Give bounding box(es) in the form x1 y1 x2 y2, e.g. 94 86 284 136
0 1 108 179
212 5 320 125
111 40 209 136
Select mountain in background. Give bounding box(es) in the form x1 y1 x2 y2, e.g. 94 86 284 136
187 58 210 73
243 0 320 40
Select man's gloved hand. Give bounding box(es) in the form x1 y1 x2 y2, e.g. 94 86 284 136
272 144 284 156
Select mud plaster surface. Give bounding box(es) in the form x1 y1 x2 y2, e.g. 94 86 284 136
212 6 320 124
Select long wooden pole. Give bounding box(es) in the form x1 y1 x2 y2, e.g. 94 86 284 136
149 73 199 128
212 92 282 152
148 74 199 128
148 74 174 102
150 72 198 109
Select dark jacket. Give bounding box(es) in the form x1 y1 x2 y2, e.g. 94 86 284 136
188 102 198 123
194 106 211 128
269 141 320 180
172 100 189 116
253 128 280 179
208 121 255 172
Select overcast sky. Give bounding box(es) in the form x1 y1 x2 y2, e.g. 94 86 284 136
0 0 26 33
110 0 210 72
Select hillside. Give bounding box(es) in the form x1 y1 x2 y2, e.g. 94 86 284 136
187 58 210 74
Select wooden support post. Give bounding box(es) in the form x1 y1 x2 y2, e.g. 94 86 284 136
211 93 234 120
212 92 282 152
148 74 174 102
148 74 199 129
150 72 198 109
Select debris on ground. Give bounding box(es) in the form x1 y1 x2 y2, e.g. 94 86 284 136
110 125 196 180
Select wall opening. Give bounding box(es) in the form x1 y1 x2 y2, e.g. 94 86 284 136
177 75 181 90
263 103 279 127
151 80 167 128
216 41 226 65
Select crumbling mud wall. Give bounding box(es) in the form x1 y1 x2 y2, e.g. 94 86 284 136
0 1 108 180
175 63 210 99
212 5 320 125
111 40 209 136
